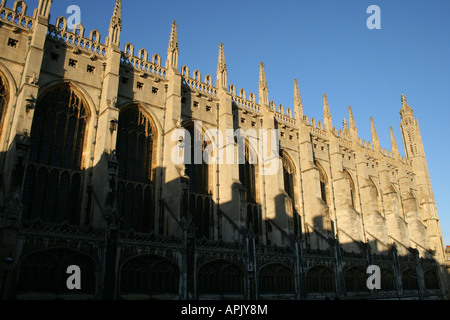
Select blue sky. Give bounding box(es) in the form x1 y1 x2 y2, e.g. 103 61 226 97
24 0 450 245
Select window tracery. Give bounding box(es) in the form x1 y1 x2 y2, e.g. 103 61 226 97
23 85 87 225
116 106 156 233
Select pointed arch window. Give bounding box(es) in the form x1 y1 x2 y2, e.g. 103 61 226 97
239 143 257 204
239 142 261 240
380 269 396 291
184 124 213 239
185 124 210 195
116 106 156 233
306 266 336 293
197 260 244 296
259 263 295 294
23 85 88 225
0 74 9 135
316 161 329 206
344 170 356 208
17 249 96 296
283 153 301 235
344 267 368 292
391 184 404 218
402 269 419 291
370 177 383 214
283 156 295 201
424 270 440 290
120 255 179 296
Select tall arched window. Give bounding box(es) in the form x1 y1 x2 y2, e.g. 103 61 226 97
306 265 336 293
197 260 244 296
315 161 333 233
0 73 9 136
283 153 301 235
23 85 88 225
369 178 383 214
185 124 210 195
116 106 156 233
424 270 440 290
344 170 356 208
239 143 257 204
259 263 295 294
185 124 212 239
316 161 329 206
391 184 404 218
120 255 179 296
402 269 419 291
239 142 261 240
344 267 368 293
17 249 96 296
381 269 397 292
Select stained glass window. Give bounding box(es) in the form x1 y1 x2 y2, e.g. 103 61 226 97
23 85 87 225
116 106 156 233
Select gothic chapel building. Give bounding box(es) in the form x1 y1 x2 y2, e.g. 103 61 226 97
0 0 447 300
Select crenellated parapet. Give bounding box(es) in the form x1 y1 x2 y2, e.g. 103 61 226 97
274 103 296 127
121 43 167 79
0 0 34 31
181 66 217 98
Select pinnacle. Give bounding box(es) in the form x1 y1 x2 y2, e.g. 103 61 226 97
259 62 268 90
400 93 413 115
323 93 328 106
370 116 380 146
293 79 303 119
168 20 178 51
348 106 357 131
217 43 226 71
110 0 122 29
294 79 302 106
323 94 331 118
390 126 400 156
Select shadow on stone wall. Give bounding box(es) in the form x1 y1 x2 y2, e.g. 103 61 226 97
0 138 447 301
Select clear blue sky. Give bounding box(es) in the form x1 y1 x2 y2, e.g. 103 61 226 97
25 0 450 246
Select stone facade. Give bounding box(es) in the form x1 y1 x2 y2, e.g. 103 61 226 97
0 0 447 300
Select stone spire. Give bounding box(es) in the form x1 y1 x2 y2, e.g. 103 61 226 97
323 93 332 130
294 79 303 119
390 126 400 158
400 93 424 158
259 62 268 89
348 106 357 131
108 0 122 47
166 21 179 69
168 21 178 51
348 106 358 139
400 93 413 116
111 0 122 27
217 43 226 71
216 43 227 89
259 62 269 106
370 117 381 151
